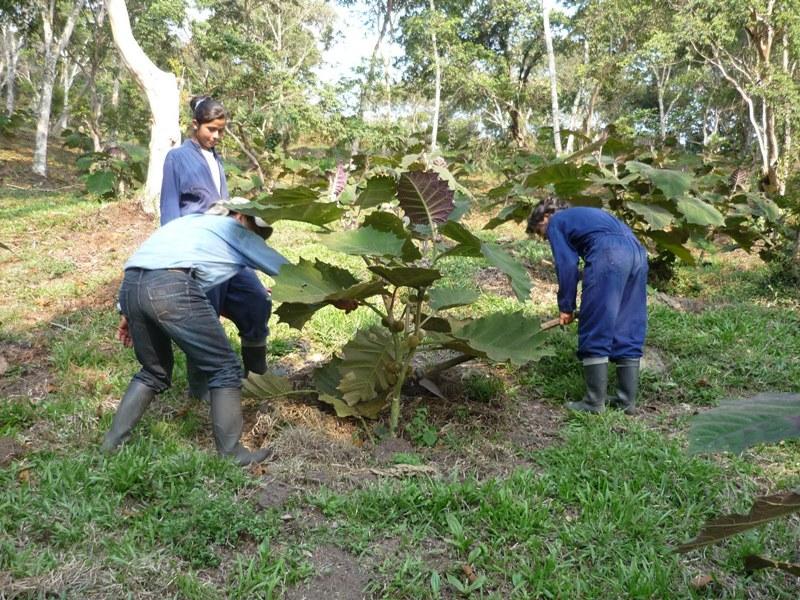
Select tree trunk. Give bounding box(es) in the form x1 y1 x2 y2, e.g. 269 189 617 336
106 0 180 215
2 25 24 116
428 0 441 152
32 0 85 177
52 59 79 136
542 0 562 155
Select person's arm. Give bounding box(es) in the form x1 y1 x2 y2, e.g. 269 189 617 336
232 225 289 276
159 152 181 225
547 219 580 314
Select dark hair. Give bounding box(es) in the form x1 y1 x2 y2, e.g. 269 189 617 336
526 196 570 234
190 95 226 124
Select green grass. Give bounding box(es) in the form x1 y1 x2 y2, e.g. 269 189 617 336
2 188 800 597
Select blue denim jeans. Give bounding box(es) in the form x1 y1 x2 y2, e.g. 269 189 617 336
119 268 243 393
205 268 272 346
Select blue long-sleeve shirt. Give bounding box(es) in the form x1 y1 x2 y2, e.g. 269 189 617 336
126 214 287 290
160 139 228 225
546 207 640 313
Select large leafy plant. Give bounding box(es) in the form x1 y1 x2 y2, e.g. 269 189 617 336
483 133 782 283
238 151 552 433
677 393 800 579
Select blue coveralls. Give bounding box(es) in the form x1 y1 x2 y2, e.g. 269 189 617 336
546 207 648 360
160 139 271 346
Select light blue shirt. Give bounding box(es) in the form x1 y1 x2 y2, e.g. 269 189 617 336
125 214 287 290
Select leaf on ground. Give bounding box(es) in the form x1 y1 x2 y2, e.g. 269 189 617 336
675 492 800 553
743 555 800 577
687 393 800 454
320 226 406 257
242 372 293 399
397 170 455 225
337 326 398 404
480 243 532 302
453 312 555 365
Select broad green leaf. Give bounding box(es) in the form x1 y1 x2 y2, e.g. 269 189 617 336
368 266 442 287
438 221 482 257
523 164 595 197
447 193 472 222
320 226 405 257
687 393 800 454
247 202 345 227
626 161 692 200
646 231 695 265
428 287 480 311
675 492 800 553
322 395 387 419
337 326 399 404
480 243 532 302
313 357 343 397
626 201 675 230
676 197 725 227
314 358 386 418
260 186 319 205
86 171 115 196
326 279 387 302
242 372 293 399
453 312 554 365
357 175 396 208
397 171 455 226
272 259 358 303
275 302 325 330
487 181 513 199
362 211 422 261
746 193 782 221
743 555 800 577
484 201 532 230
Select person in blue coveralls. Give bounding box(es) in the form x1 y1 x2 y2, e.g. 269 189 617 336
103 200 286 465
527 197 648 415
160 95 273 400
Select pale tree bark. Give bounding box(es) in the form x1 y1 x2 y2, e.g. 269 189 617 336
428 0 441 151
52 57 80 136
541 0 562 155
2 24 25 116
106 0 180 215
32 0 85 177
358 0 393 118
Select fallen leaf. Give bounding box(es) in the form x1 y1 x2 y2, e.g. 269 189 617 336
0 354 8 376
690 574 713 589
462 564 477 583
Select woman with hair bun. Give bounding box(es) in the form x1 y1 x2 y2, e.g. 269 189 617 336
527 197 648 415
159 95 273 396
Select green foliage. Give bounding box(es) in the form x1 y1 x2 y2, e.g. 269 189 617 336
406 408 439 447
486 134 783 284
687 393 800 455
241 151 539 433
73 142 147 200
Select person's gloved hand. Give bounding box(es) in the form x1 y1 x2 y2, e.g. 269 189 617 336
117 316 133 347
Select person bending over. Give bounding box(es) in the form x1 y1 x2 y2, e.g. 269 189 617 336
104 200 285 465
527 197 648 414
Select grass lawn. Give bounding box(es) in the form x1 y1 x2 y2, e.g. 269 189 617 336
2 177 800 598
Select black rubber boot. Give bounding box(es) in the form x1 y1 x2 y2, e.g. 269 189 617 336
609 358 640 415
566 362 608 414
102 380 155 451
186 360 209 403
241 345 267 377
209 387 273 466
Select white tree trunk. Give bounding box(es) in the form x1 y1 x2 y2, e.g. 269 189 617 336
52 59 79 136
2 25 24 116
429 0 441 152
32 0 85 177
106 0 180 214
542 0 562 155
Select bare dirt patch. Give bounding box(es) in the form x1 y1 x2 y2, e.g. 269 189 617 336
283 544 371 600
0 435 27 466
0 339 53 403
